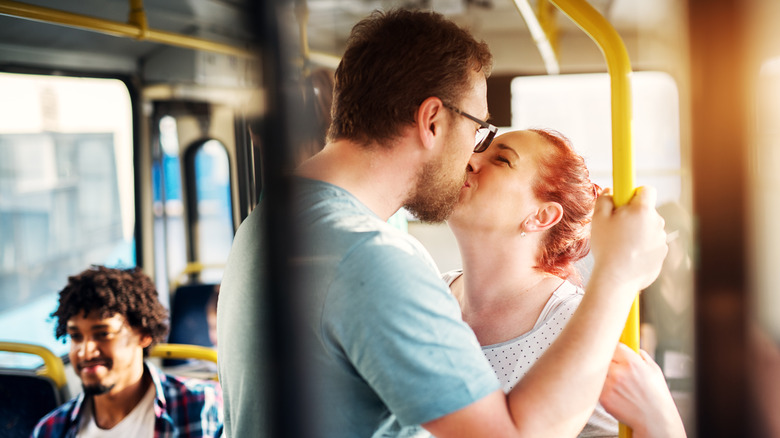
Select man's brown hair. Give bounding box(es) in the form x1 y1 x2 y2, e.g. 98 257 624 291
329 9 492 146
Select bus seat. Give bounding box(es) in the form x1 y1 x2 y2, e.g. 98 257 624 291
0 342 69 437
167 283 218 348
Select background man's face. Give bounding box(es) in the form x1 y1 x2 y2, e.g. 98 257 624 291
67 312 148 396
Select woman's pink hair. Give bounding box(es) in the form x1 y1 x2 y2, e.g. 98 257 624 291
529 128 601 284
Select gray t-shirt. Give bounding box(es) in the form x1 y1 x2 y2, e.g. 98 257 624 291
218 178 499 438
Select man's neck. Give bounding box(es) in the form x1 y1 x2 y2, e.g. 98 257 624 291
91 366 152 430
296 139 420 221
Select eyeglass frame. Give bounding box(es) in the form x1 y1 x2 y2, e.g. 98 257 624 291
441 102 497 153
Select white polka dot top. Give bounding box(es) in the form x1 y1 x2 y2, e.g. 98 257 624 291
442 269 619 438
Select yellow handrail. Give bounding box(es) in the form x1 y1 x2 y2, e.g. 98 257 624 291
170 261 225 291
0 341 68 389
0 0 255 59
150 343 218 381
150 343 218 364
547 1 636 437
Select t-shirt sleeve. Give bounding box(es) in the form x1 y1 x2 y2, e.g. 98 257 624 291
322 235 500 427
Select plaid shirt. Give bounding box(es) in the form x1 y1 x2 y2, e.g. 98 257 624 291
31 361 223 438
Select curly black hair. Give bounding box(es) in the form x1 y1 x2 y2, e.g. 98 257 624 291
51 265 169 356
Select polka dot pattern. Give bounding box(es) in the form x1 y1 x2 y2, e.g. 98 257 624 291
442 271 620 437
481 286 582 393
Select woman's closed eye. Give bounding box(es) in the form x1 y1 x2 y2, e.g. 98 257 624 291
495 156 512 167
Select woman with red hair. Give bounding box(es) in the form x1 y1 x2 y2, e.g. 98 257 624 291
445 129 686 438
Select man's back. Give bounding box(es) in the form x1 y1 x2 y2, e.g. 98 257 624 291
218 177 499 437
217 199 270 437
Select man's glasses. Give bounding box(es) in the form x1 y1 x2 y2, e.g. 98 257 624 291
443 102 497 153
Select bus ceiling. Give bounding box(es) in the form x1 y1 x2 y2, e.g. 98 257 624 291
0 0 259 88
0 0 678 80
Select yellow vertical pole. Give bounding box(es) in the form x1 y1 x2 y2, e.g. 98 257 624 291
546 1 635 437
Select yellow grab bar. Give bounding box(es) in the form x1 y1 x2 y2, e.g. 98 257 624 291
0 0 255 59
547 1 636 437
0 341 68 389
150 343 218 365
170 261 225 291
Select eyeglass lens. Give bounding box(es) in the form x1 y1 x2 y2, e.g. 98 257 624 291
473 127 495 153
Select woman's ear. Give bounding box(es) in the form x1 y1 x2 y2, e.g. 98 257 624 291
523 202 563 232
416 97 445 151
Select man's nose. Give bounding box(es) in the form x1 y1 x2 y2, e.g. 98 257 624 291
77 339 99 359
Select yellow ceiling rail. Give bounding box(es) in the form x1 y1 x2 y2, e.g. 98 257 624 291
128 0 149 40
0 0 255 59
547 1 635 437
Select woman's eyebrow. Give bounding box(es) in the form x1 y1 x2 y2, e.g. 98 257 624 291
495 143 519 159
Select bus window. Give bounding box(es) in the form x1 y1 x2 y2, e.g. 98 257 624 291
0 73 134 368
186 139 234 284
152 115 187 298
752 61 780 430
510 72 683 205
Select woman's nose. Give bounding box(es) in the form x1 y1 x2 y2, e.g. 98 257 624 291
467 153 481 173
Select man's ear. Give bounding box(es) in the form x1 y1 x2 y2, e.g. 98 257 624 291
416 97 446 151
522 202 563 232
139 333 153 350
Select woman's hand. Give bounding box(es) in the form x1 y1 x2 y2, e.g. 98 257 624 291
600 343 687 438
590 186 668 295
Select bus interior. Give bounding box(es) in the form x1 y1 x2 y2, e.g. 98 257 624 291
1 0 779 436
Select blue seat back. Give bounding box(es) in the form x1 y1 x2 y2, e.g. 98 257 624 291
166 283 217 366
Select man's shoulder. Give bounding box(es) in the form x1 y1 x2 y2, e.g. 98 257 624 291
32 395 81 437
346 226 430 265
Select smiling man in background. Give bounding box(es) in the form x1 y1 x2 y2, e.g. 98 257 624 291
32 265 223 438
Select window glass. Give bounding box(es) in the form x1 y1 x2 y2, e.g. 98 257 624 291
510 72 682 204
153 115 186 299
753 59 780 339
192 140 233 283
0 73 134 368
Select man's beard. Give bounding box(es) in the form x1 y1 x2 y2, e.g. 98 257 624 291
404 152 466 223
78 359 115 396
82 382 115 396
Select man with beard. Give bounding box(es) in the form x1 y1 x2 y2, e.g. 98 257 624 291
217 8 669 438
32 266 223 437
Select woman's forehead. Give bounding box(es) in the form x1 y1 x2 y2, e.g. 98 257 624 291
493 130 544 155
